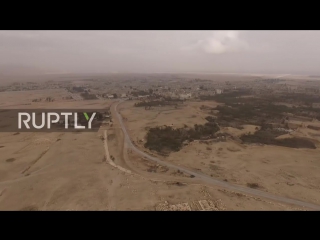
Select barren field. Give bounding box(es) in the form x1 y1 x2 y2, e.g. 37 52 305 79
0 89 303 210
120 99 320 206
1 72 320 210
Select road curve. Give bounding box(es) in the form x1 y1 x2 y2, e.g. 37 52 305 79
114 100 320 210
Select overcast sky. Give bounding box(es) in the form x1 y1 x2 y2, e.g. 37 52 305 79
0 30 320 75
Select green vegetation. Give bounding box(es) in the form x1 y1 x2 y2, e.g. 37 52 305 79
80 92 98 100
134 99 183 107
144 117 220 153
198 90 318 149
202 90 320 125
269 93 320 105
63 96 73 100
199 89 252 102
45 97 54 102
131 90 149 97
201 89 320 118
240 130 316 149
247 183 261 189
307 125 320 131
214 103 287 126
70 86 85 92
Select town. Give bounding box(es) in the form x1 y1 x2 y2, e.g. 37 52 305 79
2 75 320 105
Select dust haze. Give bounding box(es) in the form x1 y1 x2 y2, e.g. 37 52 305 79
1 30 320 75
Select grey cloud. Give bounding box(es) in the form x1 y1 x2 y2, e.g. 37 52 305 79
182 31 249 54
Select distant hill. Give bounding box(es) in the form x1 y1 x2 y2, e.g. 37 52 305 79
0 65 52 76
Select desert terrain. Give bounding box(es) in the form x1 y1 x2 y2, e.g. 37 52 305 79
0 73 319 210
119 99 320 205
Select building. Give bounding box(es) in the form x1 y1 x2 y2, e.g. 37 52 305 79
288 86 298 91
312 103 320 109
107 95 114 99
216 89 223 94
138 95 149 100
121 93 127 98
179 93 192 100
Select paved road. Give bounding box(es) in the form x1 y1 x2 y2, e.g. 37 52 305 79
113 100 320 210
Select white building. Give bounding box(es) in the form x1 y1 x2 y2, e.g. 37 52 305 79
179 93 192 100
312 103 320 109
121 93 127 98
216 89 223 94
138 95 149 99
169 92 179 98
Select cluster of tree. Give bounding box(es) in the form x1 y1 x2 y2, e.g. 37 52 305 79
199 85 208 91
131 90 149 97
134 100 181 107
71 86 85 92
212 98 320 127
213 104 272 126
267 93 320 106
256 79 284 83
45 97 54 102
200 105 215 111
240 130 316 149
307 125 320 131
32 98 42 102
163 97 184 102
80 92 97 100
144 126 183 152
205 116 216 122
144 117 220 153
199 89 253 102
188 122 220 140
62 96 73 100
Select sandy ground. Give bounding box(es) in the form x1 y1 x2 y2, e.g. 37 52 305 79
120 99 320 206
0 122 297 210
0 83 316 210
